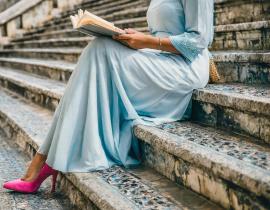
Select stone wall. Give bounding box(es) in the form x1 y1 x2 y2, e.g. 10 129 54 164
57 0 84 11
0 0 85 39
0 0 20 13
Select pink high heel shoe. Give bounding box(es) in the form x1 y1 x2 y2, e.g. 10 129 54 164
3 163 58 193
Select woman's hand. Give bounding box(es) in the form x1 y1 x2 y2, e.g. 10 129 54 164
113 28 180 54
113 28 152 49
123 28 144 35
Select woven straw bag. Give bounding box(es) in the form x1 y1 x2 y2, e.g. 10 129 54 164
209 57 220 83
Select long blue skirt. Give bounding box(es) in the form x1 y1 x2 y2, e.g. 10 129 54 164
37 36 210 172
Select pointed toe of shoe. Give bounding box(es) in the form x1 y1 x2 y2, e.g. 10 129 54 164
2 179 34 193
3 179 20 190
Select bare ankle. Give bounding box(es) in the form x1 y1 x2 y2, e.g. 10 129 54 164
22 153 47 181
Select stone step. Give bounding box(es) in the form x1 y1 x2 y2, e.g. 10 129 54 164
11 26 148 43
62 0 148 21
3 16 147 49
42 16 148 35
212 51 270 84
12 29 84 43
9 0 269 43
6 0 269 45
39 5 148 34
4 28 147 49
21 11 147 39
0 48 83 63
26 0 144 35
0 57 75 82
35 0 269 33
0 66 269 144
4 37 93 49
1 49 268 85
0 67 65 110
211 20 270 51
192 83 270 144
214 0 270 25
0 89 222 210
8 19 269 51
134 121 270 210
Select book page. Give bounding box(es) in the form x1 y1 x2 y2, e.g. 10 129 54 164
70 9 125 36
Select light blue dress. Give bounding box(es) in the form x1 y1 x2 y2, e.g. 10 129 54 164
37 0 214 172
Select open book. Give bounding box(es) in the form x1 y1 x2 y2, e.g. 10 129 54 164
70 9 125 37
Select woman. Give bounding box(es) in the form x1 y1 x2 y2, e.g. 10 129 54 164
3 0 214 193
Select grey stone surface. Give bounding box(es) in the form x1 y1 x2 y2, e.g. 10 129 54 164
4 37 93 49
7 16 146 45
192 83 270 143
0 66 66 110
0 48 83 63
0 0 43 25
0 89 223 210
0 0 20 13
0 129 78 210
60 1 148 27
214 0 270 25
156 122 270 171
0 57 75 81
0 66 65 97
212 51 270 84
212 20 270 50
134 123 270 209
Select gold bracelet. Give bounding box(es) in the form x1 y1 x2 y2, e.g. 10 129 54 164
158 37 162 51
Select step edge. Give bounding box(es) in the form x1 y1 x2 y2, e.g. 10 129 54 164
0 58 75 71
193 86 270 117
134 124 270 199
0 68 65 99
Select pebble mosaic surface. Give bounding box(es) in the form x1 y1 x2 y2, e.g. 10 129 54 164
0 129 78 210
96 166 178 209
204 83 270 98
157 122 270 171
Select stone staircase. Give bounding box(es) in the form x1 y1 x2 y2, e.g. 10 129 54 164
0 0 269 209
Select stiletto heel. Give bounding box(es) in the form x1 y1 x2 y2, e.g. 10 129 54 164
51 172 58 193
2 163 58 193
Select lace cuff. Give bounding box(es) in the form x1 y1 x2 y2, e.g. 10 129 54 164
169 32 205 62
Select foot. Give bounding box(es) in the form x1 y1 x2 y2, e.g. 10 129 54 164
21 153 47 182
3 163 58 193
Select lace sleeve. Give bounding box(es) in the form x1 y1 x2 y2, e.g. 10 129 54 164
168 0 214 62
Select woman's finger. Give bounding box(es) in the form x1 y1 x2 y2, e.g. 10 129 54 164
124 28 136 34
113 34 132 40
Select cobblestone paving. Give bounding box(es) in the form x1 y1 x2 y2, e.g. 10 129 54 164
157 122 270 170
205 83 270 98
0 129 78 210
96 167 178 209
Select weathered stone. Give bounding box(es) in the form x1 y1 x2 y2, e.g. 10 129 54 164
0 58 74 82
0 48 82 63
212 21 270 51
0 0 43 25
212 52 270 84
135 123 270 209
22 0 54 30
0 0 20 13
57 0 84 12
192 83 270 144
0 89 222 210
214 0 270 25
0 67 64 110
